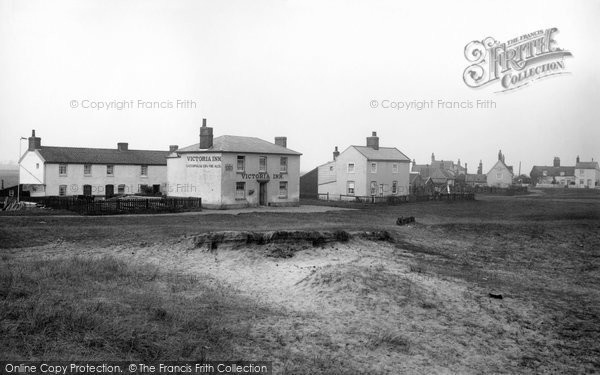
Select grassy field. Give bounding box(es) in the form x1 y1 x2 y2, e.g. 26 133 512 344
1 188 599 374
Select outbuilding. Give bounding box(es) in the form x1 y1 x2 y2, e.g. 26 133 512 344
167 120 301 208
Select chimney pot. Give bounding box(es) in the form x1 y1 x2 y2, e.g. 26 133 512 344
169 145 179 152
199 119 213 149
366 131 379 150
274 137 287 148
117 142 128 151
333 146 340 161
28 129 41 151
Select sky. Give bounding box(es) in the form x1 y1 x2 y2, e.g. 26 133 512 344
1 0 598 174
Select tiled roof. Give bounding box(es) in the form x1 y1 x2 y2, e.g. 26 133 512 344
575 161 600 170
530 166 575 177
37 146 169 165
176 135 301 155
351 146 410 161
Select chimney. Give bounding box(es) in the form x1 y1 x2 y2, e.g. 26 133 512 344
117 142 128 151
576 155 580 163
28 129 41 151
431 153 435 162
465 163 468 175
477 160 483 175
553 157 560 167
366 131 379 150
169 145 179 152
333 146 340 161
199 118 213 149
275 137 287 148
457 158 461 166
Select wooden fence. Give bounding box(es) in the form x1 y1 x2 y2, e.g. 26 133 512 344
26 196 202 215
312 192 475 204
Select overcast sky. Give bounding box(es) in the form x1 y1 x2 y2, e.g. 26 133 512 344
1 0 598 174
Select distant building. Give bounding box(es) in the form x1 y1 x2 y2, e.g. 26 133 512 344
486 150 514 188
299 168 318 198
411 153 468 190
464 173 487 187
167 120 301 208
530 157 575 186
19 130 169 197
574 159 600 188
315 132 410 198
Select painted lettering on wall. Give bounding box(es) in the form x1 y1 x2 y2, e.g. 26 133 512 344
185 154 222 168
240 172 286 180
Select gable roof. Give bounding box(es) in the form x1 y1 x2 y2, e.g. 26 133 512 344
487 159 514 176
176 135 301 155
350 146 410 161
575 161 600 170
36 146 169 165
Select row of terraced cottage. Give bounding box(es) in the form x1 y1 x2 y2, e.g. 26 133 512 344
18 123 600 209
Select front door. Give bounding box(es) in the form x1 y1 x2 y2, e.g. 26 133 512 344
83 185 92 196
105 184 114 198
259 182 267 206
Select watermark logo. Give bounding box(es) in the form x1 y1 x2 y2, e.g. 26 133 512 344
463 28 572 92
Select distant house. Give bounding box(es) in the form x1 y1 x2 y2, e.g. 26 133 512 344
574 160 600 188
409 173 424 194
299 168 318 198
464 174 487 187
486 150 514 188
530 157 575 186
316 132 411 198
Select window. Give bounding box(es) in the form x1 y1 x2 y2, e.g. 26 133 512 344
59 185 67 196
542 170 547 176
392 163 398 173
84 164 92 176
560 171 565 176
36 163 39 169
259 156 267 172
370 181 377 195
107 165 114 176
347 181 355 195
59 164 67 176
347 163 355 173
279 181 288 198
392 181 398 194
280 157 288 173
370 162 377 173
379 184 384 196
141 165 148 176
237 156 245 172
579 170 585 175
235 182 245 199
580 179 584 185
139 184 148 193
496 172 503 180
118 184 125 194
329 166 334 171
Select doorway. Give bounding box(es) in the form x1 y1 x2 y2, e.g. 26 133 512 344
259 182 267 206
105 184 114 198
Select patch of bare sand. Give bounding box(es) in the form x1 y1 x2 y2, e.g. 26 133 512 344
8 237 546 374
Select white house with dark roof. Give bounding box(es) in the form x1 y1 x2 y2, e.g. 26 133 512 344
316 131 410 198
574 160 600 188
486 150 514 188
19 130 170 197
167 119 301 208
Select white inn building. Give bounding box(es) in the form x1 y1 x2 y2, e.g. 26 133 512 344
19 130 169 197
166 119 301 208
